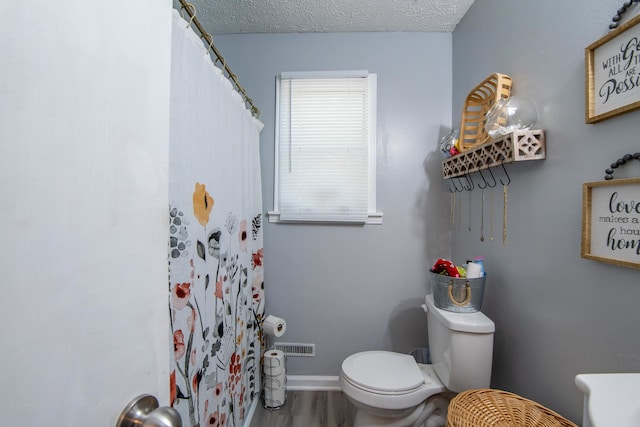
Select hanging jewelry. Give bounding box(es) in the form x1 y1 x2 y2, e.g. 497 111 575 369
499 162 511 245
480 188 485 242
468 190 472 231
457 188 461 231
503 184 508 245
489 187 494 241
450 192 455 225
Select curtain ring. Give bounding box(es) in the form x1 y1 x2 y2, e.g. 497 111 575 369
205 35 214 55
185 3 197 28
214 56 225 69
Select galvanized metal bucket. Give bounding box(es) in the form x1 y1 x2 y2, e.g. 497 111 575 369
430 272 487 313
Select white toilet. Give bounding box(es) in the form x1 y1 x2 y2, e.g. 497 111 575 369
339 294 495 427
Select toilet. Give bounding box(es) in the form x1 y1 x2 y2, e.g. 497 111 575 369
339 294 495 427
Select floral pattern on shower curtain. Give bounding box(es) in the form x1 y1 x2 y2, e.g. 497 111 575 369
168 10 264 427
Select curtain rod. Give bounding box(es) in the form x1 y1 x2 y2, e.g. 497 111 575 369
177 0 260 118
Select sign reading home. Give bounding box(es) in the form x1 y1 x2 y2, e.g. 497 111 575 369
586 14 640 123
582 178 640 269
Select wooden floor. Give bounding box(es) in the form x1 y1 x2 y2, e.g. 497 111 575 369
249 390 357 427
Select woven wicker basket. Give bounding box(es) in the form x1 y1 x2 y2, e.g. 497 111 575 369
459 73 512 152
447 389 577 427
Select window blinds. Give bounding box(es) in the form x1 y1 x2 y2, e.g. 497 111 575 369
277 73 372 222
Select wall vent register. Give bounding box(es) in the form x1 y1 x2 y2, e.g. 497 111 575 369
274 342 316 357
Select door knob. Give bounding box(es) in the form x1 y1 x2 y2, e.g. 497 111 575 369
116 394 182 427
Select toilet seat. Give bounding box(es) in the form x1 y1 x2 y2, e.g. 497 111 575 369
340 351 446 411
342 351 425 394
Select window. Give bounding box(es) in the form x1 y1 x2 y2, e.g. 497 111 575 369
268 71 381 224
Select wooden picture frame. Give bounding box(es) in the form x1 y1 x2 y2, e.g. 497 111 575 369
582 178 640 269
586 13 640 123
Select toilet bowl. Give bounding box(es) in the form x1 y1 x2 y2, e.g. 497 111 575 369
340 295 495 427
340 351 451 426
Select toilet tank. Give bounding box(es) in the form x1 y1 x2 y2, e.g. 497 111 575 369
423 294 495 392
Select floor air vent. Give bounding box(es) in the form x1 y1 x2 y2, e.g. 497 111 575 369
274 342 315 357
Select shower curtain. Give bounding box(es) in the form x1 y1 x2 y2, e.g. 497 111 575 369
168 10 264 427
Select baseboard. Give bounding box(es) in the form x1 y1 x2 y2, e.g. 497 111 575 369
286 375 341 391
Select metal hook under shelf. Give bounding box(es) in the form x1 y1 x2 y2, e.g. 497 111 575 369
477 171 488 189
479 168 497 188
499 162 511 186
462 173 475 191
449 176 464 192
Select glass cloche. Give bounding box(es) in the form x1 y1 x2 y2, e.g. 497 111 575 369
485 96 537 138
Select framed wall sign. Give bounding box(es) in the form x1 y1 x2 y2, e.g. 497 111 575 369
582 177 640 269
586 13 640 123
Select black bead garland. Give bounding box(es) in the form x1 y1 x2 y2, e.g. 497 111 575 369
610 0 640 30
604 153 640 180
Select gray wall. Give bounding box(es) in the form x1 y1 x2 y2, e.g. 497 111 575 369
216 1 640 422
214 32 454 374
452 0 640 422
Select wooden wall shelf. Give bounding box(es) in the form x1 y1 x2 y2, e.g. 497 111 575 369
442 129 546 179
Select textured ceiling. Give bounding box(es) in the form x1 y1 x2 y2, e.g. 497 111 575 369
187 0 475 34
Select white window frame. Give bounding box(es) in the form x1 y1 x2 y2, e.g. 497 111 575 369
268 70 382 225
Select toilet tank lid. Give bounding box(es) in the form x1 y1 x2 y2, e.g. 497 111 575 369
424 295 495 333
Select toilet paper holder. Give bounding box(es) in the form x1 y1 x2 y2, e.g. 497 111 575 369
262 349 287 411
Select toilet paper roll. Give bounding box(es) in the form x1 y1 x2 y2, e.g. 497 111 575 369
263 315 286 337
263 349 286 376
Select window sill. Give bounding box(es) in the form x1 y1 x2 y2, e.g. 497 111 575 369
267 211 383 225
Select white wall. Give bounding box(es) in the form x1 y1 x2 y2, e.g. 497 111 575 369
0 1 173 425
453 0 640 422
214 32 453 375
